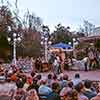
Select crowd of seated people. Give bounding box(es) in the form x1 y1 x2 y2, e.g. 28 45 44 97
0 64 99 100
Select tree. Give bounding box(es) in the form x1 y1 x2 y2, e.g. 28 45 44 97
20 10 43 57
79 20 95 36
23 10 42 32
76 32 85 37
0 5 14 32
0 4 14 61
0 0 43 60
0 32 10 61
51 23 72 44
94 39 100 51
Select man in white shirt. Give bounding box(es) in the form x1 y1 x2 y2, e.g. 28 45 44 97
72 73 82 86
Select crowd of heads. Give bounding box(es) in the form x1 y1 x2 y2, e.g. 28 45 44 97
0 55 99 100
0 64 99 100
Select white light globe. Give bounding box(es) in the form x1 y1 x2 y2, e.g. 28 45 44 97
45 37 48 41
14 38 17 41
7 37 11 42
13 33 17 37
68 42 71 45
17 37 21 42
41 41 44 45
48 41 52 45
41 36 44 39
73 38 76 42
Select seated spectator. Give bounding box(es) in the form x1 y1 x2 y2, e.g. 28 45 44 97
27 79 39 92
26 89 39 100
47 82 61 100
52 74 59 84
27 76 33 85
60 81 73 100
16 78 24 89
75 82 88 100
72 73 82 86
67 89 78 100
60 86 69 100
91 81 99 94
83 80 96 100
36 74 42 80
14 88 26 100
23 77 30 90
31 72 36 78
10 73 17 82
36 74 42 85
68 81 74 90
60 74 68 89
38 79 52 99
14 79 26 100
46 74 53 87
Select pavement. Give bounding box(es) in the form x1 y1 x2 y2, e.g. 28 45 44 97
64 70 100 81
41 70 100 81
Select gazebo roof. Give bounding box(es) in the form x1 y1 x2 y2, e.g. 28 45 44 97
51 42 72 49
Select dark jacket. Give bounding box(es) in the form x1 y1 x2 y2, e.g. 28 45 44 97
83 90 96 100
47 91 61 100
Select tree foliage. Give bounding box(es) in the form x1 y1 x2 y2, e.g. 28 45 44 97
0 5 13 32
94 40 100 51
51 24 72 44
23 10 42 32
0 0 43 61
21 10 43 57
0 5 13 61
17 40 41 57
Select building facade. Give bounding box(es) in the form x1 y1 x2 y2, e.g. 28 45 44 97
94 27 100 36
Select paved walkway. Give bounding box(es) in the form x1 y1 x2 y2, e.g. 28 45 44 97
64 70 100 81
41 70 100 81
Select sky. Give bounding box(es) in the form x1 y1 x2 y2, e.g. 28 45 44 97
9 0 100 32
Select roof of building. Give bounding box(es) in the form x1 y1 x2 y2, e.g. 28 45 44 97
79 36 100 42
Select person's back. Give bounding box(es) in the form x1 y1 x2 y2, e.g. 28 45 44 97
47 74 53 87
84 90 96 100
66 89 78 100
38 80 52 99
47 82 61 100
84 80 96 100
72 73 81 86
47 91 60 100
75 82 88 100
39 84 52 95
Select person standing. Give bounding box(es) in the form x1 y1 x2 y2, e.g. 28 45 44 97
53 56 60 75
87 49 96 70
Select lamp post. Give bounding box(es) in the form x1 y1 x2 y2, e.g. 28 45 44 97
41 25 52 62
44 37 48 62
7 27 21 66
